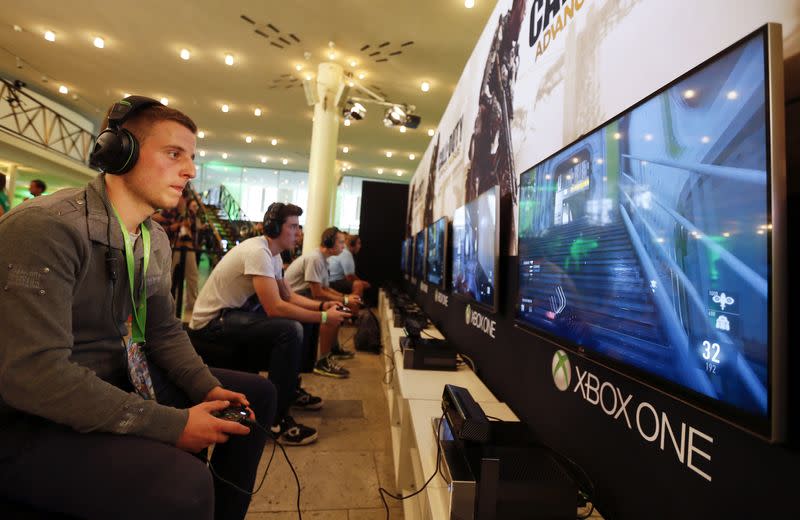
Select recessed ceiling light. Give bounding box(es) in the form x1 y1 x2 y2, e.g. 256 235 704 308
160 97 169 106
254 107 262 117
328 51 336 60
199 150 206 157
701 136 710 143
644 133 653 141
93 37 105 49
683 89 695 99
225 54 234 66
399 126 407 133
221 104 229 113
245 136 252 143
58 85 68 94
123 92 131 98
198 130 205 138
13 25 22 32
377 168 384 174
358 72 366 80
427 129 435 137
343 118 351 127
349 59 357 67
282 158 288 165
348 81 355 87
726 90 738 100
271 138 278 146
261 157 267 163
222 152 228 159
386 151 393 158
613 132 622 140
44 30 55 42
343 146 349 153
304 73 314 81
409 154 415 160
295 64 303 71
465 0 475 8
180 48 191 60
396 170 403 176
420 81 430 92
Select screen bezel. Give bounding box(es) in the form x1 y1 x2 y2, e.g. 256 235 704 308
451 185 500 313
426 217 449 290
512 24 786 442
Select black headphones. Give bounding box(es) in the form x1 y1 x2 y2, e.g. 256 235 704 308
263 202 285 238
322 227 340 248
89 96 162 174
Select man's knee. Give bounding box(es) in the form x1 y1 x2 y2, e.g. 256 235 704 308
155 454 214 518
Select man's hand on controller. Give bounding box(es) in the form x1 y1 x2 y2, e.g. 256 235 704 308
205 386 255 420
176 400 251 453
322 301 340 311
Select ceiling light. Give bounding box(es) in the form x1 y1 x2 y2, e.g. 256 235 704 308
328 51 337 60
383 105 407 127
344 101 366 121
295 64 303 71
93 37 105 49
160 97 169 106
409 154 416 160
613 132 622 140
199 150 206 157
396 170 403 176
420 81 430 92
349 59 357 67
572 157 579 164
123 92 131 98
465 0 476 7
644 133 653 141
343 146 349 153
399 126 407 133
13 25 22 32
305 73 313 81
358 72 366 80
180 48 191 60
222 152 228 159
58 85 68 94
221 104 229 113
225 54 234 66
44 30 55 42
386 151 393 158
343 118 351 127
282 158 288 165
726 90 738 100
377 168 384 174
428 129 435 137
683 89 695 99
197 130 205 138
245 136 253 143
701 136 710 143
271 138 278 146
261 157 267 163
254 107 262 117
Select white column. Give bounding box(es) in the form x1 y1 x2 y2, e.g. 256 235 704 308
303 62 343 255
5 164 18 206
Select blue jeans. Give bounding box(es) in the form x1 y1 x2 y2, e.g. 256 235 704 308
192 310 303 422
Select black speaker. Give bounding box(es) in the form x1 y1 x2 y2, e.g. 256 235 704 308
89 96 162 174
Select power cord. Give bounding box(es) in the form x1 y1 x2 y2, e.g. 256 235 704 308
378 413 445 519
205 420 303 520
382 349 399 385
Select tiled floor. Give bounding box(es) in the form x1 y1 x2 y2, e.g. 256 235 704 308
243 327 404 520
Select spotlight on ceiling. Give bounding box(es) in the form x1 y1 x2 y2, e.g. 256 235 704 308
383 105 407 127
344 101 366 121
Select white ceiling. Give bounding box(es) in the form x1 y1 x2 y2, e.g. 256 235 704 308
0 0 497 183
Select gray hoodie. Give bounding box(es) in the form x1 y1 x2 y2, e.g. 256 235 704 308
0 175 220 447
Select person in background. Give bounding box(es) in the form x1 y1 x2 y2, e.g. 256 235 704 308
28 179 46 198
328 234 371 300
281 224 303 269
0 174 9 217
284 227 362 377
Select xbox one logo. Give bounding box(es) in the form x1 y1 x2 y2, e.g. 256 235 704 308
465 304 472 325
552 350 572 391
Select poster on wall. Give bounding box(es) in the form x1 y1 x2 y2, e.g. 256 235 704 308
406 0 798 255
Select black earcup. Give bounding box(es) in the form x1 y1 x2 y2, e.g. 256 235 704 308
89 128 139 174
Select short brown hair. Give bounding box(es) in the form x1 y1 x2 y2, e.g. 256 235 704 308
321 226 342 247
100 102 197 144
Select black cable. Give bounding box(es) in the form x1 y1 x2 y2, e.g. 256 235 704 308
205 420 303 519
378 413 446 520
382 349 399 385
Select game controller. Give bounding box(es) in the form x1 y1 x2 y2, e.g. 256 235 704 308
212 405 255 427
336 305 352 314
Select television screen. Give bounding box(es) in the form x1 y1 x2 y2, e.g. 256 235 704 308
413 229 426 280
426 217 448 288
452 185 499 310
515 26 785 439
401 237 412 274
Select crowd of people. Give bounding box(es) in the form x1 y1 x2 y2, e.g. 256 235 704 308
0 96 371 519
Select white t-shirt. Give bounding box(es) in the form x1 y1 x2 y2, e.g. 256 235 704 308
285 249 328 293
189 236 282 330
327 249 355 282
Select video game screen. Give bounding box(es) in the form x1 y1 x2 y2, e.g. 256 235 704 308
401 237 411 273
413 229 426 280
452 185 498 310
516 31 772 423
426 217 448 287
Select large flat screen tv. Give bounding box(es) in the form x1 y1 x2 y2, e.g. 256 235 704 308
413 229 426 281
452 185 499 311
426 217 448 288
515 24 786 441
